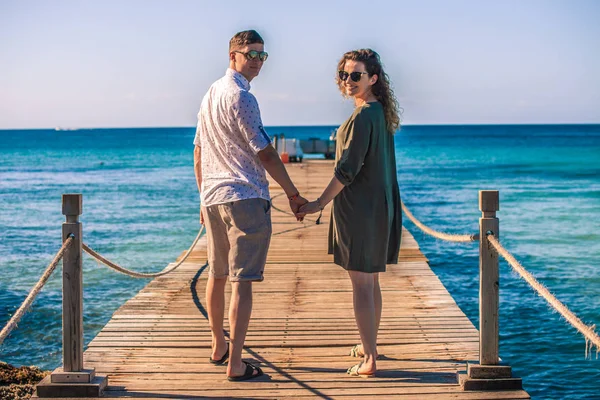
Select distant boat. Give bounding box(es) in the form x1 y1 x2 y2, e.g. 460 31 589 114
55 127 79 131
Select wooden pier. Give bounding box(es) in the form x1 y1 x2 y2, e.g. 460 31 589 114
35 160 530 399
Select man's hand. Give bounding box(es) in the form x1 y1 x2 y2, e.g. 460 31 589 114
289 195 308 221
200 208 205 225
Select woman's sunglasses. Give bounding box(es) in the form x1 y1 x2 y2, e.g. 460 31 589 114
233 50 269 61
338 71 368 82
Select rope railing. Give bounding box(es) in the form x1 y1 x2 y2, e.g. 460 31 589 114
0 226 203 347
401 200 479 243
487 234 600 358
3 192 596 395
2 194 211 396
0 236 74 346
402 194 598 370
82 225 205 278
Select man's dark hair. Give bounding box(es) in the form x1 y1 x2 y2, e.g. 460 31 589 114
229 30 264 51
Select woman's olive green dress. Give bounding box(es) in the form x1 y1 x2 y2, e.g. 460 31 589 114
328 101 402 273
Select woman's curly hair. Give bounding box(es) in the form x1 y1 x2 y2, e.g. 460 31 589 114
336 49 401 133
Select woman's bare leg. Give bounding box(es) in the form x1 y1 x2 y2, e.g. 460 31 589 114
353 273 381 358
348 270 377 374
374 272 382 336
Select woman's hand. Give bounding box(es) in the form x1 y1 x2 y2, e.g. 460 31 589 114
298 200 321 216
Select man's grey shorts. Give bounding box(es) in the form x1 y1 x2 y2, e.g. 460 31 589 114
203 198 272 282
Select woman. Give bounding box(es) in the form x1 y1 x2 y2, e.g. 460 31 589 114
298 49 402 377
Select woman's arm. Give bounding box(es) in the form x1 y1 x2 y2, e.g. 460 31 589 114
318 176 345 209
300 110 371 216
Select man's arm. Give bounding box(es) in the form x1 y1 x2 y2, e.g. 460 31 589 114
194 145 204 224
258 144 296 196
257 144 307 218
232 92 306 218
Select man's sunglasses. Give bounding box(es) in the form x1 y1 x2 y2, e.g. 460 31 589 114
338 71 368 82
233 50 269 61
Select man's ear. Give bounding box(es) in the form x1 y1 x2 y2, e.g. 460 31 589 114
229 51 236 62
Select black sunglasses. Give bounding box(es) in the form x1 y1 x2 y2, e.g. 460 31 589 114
338 70 368 82
233 50 269 61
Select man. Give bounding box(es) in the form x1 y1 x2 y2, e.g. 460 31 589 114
193 29 307 381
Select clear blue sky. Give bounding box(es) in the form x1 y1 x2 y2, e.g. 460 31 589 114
1 0 599 128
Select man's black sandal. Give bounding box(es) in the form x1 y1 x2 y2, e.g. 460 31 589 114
227 361 263 381
208 343 229 365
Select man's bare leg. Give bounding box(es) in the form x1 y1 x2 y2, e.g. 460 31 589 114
206 275 228 361
227 281 259 377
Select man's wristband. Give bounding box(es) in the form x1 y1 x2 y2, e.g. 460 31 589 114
288 192 300 201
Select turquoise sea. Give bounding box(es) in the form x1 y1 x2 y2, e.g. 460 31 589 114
1 125 599 399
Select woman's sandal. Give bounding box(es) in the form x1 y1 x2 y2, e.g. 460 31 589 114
349 344 362 358
227 361 264 382
208 343 229 365
346 362 375 378
349 344 380 359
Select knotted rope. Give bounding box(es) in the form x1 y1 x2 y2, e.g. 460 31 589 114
0 236 74 345
487 234 600 358
82 226 205 278
401 200 479 243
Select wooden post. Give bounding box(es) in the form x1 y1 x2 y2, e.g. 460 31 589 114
35 194 108 397
479 190 499 365
458 190 522 390
62 193 84 372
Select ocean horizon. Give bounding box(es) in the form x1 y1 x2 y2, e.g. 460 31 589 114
1 124 599 399
3 122 600 131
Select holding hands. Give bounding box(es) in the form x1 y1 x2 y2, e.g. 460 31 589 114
295 176 344 220
288 193 308 221
291 176 344 221
297 199 322 218
287 193 324 221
